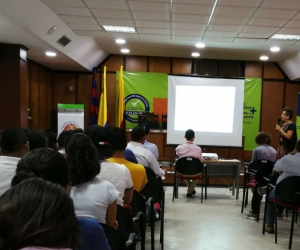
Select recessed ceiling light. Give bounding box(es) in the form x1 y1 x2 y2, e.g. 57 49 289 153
191 52 200 57
195 43 205 48
121 49 130 53
116 39 126 44
270 46 280 52
103 25 135 33
45 51 56 57
270 34 300 40
260 55 268 61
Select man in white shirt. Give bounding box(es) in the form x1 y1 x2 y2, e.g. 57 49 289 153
142 125 159 160
0 127 29 196
127 126 166 177
175 129 202 197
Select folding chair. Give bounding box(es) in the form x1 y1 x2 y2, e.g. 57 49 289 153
173 157 205 203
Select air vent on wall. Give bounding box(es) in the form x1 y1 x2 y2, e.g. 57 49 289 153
57 35 71 47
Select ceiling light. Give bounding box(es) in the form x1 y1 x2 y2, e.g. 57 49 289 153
121 49 130 53
270 46 280 52
270 34 300 40
47 26 57 35
45 51 56 57
196 43 205 48
260 55 268 61
191 52 200 57
116 39 126 44
207 0 219 26
103 25 135 33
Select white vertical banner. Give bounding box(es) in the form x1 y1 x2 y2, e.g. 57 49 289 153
57 104 84 135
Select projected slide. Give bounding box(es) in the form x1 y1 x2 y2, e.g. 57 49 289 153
168 75 244 147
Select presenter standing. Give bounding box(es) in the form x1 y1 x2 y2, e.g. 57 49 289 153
275 107 297 157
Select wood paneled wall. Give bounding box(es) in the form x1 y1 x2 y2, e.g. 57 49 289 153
27 55 300 162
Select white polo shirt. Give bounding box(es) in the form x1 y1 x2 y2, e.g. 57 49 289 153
0 156 20 196
127 141 165 177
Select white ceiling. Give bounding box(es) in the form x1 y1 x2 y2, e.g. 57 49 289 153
1 0 300 77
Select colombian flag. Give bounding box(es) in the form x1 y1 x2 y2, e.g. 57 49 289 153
90 67 98 125
117 66 125 129
98 66 108 127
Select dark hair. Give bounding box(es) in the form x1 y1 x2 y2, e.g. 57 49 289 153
283 107 293 120
0 178 80 249
255 132 272 145
12 148 70 187
185 129 195 140
27 130 47 151
131 126 145 141
65 134 100 186
0 127 28 154
107 126 127 152
57 130 73 148
47 132 58 151
139 124 149 135
283 139 295 154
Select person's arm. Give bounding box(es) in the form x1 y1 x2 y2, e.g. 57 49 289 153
251 148 258 163
154 145 159 160
275 124 295 139
106 199 117 229
124 187 133 204
123 167 133 204
148 152 165 176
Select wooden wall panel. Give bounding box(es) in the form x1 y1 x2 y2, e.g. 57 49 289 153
20 60 29 129
77 74 93 129
126 56 147 72
149 57 171 73
52 73 76 110
195 59 217 75
45 70 52 130
106 73 117 126
29 63 40 130
260 81 284 150
245 61 262 77
264 62 284 79
284 82 300 123
39 68 47 130
172 58 192 74
218 60 241 77
102 55 124 72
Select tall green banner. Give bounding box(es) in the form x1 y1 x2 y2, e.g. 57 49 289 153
243 78 262 150
117 72 262 150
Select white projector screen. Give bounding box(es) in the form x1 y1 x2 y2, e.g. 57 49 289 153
167 75 244 147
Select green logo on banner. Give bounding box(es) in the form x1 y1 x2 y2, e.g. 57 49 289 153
124 94 150 123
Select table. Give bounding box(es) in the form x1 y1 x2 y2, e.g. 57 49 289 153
203 159 241 199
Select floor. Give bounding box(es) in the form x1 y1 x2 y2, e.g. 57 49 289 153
138 186 300 250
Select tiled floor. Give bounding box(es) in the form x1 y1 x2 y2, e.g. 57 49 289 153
138 186 300 250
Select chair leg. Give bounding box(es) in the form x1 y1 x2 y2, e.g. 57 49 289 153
289 207 297 249
160 192 165 250
201 177 203 203
172 172 176 202
241 183 246 213
150 202 155 250
262 191 269 234
245 186 249 206
140 213 146 250
275 204 278 244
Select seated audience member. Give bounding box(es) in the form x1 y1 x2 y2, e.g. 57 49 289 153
27 130 47 151
107 126 148 192
65 133 119 229
57 130 73 155
265 139 300 233
46 131 58 151
0 178 80 250
127 126 165 177
125 148 138 163
0 127 29 196
11 148 111 250
85 126 133 206
175 129 202 197
245 132 277 220
142 125 159 159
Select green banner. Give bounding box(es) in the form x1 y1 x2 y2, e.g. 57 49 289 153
243 78 262 150
117 72 262 150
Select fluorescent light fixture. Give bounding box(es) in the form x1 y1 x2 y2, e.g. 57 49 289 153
116 39 126 44
121 48 130 53
196 43 205 48
45 51 56 57
260 55 268 61
270 34 300 40
103 25 135 33
270 46 280 52
191 52 200 57
207 0 219 26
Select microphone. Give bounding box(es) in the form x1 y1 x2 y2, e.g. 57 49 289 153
277 118 281 125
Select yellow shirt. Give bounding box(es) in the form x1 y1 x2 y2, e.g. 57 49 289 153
108 157 148 192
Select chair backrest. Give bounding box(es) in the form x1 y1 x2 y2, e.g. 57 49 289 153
175 157 204 175
275 176 300 203
248 159 274 182
130 190 147 216
144 166 157 178
116 205 137 238
142 176 163 204
100 223 127 250
77 218 110 250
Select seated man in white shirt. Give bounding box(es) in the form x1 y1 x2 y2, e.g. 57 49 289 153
0 127 29 196
142 125 159 160
127 126 166 177
175 129 202 197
